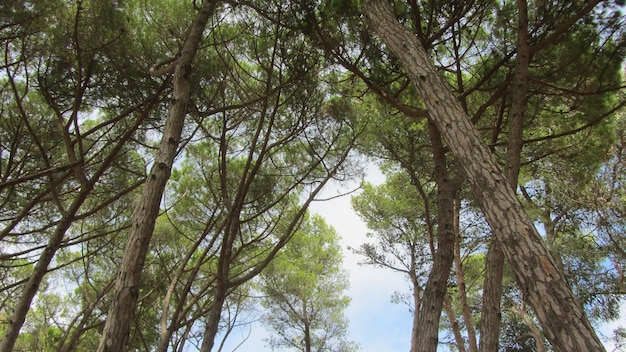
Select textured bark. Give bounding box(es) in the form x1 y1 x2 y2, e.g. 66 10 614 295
479 241 505 352
198 214 239 352
96 2 218 351
480 0 530 350
362 1 605 351
412 121 459 352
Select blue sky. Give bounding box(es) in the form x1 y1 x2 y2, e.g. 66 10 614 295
218 163 624 352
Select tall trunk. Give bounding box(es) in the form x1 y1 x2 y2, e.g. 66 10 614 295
198 278 229 352
443 294 467 352
409 272 421 352
480 0 530 350
453 200 478 352
479 242 505 352
0 206 83 352
0 85 159 352
362 1 605 351
199 217 239 352
413 121 459 352
303 301 312 352
97 2 218 351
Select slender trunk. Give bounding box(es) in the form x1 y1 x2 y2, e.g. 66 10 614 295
59 280 114 352
199 216 239 352
480 1 530 350
198 278 229 352
409 272 421 352
479 242 505 352
97 3 218 351
443 293 467 352
0 85 160 352
413 121 459 352
157 234 211 352
362 2 605 351
304 301 312 352
453 201 477 352
513 300 547 352
0 208 81 352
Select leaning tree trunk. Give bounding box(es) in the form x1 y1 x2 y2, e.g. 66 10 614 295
362 1 605 351
96 2 218 351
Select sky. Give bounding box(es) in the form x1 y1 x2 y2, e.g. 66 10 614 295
218 162 625 352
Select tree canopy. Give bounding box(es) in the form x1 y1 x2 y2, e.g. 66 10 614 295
1 1 624 352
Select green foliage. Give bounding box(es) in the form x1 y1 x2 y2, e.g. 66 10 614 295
259 214 358 352
1 0 624 350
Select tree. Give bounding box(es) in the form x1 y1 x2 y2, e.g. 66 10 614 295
361 1 606 351
97 2 219 351
1 1 166 350
259 214 357 352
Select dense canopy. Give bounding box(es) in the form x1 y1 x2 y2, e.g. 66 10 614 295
1 1 625 352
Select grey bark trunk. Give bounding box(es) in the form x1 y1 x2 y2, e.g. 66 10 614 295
198 279 228 352
362 1 605 351
96 2 218 351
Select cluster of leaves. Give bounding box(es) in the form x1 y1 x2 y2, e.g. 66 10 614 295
1 1 361 351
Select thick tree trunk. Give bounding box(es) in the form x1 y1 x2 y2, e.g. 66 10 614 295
480 1 530 351
96 2 218 351
362 1 605 351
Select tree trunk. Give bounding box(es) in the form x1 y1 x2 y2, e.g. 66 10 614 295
479 242 505 352
96 2 218 351
409 271 421 352
0 85 159 352
0 210 81 352
443 293 467 352
453 200 478 352
199 216 239 352
362 1 605 351
412 121 459 352
480 0 530 350
198 278 228 352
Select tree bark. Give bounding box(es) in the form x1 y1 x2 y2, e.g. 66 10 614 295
362 1 605 351
480 0 530 350
412 121 460 352
96 2 218 351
